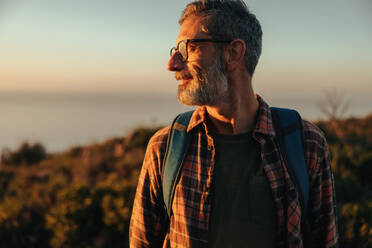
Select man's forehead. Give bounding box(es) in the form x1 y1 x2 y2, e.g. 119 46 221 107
176 15 210 43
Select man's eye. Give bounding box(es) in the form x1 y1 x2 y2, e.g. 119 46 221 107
188 44 197 52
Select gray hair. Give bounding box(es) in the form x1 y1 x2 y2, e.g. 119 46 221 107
179 0 263 76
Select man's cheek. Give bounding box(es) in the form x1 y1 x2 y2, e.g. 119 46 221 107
189 65 204 81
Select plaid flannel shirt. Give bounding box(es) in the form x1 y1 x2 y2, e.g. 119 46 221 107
129 95 338 248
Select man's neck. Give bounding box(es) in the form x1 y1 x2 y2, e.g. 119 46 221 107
205 78 259 135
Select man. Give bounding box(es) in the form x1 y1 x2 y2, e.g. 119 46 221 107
129 1 338 247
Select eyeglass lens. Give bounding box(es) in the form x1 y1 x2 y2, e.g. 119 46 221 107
178 41 187 61
170 40 188 62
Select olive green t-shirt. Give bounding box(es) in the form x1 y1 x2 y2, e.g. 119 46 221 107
208 132 277 248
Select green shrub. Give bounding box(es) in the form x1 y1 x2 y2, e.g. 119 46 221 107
1 142 47 165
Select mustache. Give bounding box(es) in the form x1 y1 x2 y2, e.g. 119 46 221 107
175 71 193 80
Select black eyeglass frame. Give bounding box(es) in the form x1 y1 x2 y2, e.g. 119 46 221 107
170 38 232 62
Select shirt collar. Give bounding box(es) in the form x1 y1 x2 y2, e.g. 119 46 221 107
186 94 276 137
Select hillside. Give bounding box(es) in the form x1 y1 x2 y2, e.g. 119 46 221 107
0 115 371 247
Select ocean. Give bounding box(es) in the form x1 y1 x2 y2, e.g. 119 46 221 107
0 91 370 153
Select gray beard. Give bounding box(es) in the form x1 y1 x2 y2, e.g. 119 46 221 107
177 56 229 106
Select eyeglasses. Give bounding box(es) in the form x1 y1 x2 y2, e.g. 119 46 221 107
170 38 232 62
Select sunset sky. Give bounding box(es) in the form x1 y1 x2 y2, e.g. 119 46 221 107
1 0 371 96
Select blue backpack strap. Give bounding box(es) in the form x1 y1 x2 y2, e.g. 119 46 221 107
270 107 309 226
162 110 194 217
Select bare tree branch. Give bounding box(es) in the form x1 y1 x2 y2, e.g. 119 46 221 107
317 89 351 121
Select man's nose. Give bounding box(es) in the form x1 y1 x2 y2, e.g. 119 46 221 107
167 53 185 71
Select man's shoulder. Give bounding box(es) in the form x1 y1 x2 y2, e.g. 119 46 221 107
302 120 327 146
299 119 332 182
140 126 171 176
301 119 328 160
146 125 171 154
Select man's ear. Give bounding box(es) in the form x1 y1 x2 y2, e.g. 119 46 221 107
224 39 246 72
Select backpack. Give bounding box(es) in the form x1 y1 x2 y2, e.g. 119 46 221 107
161 107 309 232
